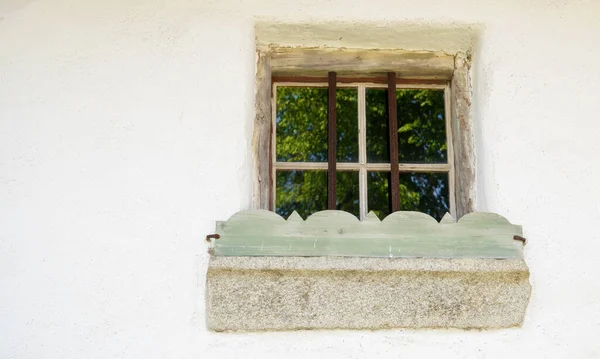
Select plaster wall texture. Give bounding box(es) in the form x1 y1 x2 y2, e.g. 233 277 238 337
1 0 599 358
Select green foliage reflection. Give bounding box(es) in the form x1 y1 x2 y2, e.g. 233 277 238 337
400 172 449 221
275 170 360 219
366 89 447 163
276 170 327 219
276 87 358 162
275 87 449 221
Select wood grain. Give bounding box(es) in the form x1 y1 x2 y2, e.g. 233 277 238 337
387 72 400 212
252 51 272 209
327 72 337 209
213 210 524 259
270 48 455 79
451 52 476 218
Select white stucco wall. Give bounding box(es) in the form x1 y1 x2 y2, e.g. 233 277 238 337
1 0 599 357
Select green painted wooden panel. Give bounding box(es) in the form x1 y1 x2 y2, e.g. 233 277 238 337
211 210 524 259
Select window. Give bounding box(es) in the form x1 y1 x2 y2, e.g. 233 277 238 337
207 45 532 333
253 48 475 220
272 73 454 221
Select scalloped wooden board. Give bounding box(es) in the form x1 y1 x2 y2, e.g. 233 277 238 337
212 210 524 259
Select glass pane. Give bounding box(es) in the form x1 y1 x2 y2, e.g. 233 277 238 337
276 87 328 162
365 88 448 164
276 87 359 163
336 88 358 162
336 171 359 218
275 170 327 219
365 89 389 163
367 171 390 219
397 89 447 163
399 172 449 221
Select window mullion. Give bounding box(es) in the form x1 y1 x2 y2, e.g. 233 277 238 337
270 84 277 212
327 72 337 210
444 85 457 218
387 72 400 212
358 85 367 220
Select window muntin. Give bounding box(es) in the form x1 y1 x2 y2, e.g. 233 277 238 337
272 79 455 221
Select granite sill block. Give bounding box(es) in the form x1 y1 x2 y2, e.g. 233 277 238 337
206 256 531 331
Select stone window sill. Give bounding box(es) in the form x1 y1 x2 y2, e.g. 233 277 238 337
205 210 530 332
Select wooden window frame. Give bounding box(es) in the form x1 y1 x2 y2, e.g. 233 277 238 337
253 48 475 219
271 77 455 220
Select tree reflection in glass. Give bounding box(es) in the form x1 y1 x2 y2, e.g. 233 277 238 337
275 86 449 221
366 89 447 164
276 87 358 162
275 170 359 219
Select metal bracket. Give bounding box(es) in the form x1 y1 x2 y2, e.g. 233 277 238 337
513 235 527 245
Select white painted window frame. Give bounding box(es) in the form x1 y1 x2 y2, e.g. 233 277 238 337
271 81 456 220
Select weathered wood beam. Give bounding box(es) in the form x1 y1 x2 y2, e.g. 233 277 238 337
451 52 476 218
272 76 448 85
252 51 272 210
270 48 455 79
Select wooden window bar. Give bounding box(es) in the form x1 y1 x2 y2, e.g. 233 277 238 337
326 71 400 212
387 72 400 212
327 72 337 210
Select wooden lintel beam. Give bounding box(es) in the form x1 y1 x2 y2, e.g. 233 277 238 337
271 48 454 79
